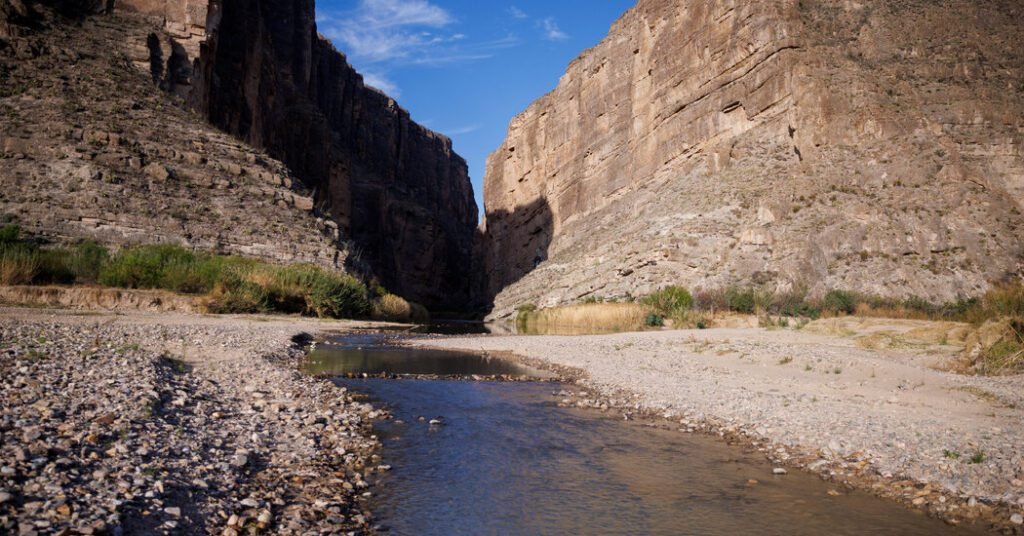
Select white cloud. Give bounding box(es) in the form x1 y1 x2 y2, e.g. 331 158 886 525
540 17 568 41
317 0 520 96
508 6 528 20
444 124 481 136
361 71 401 97
317 0 457 63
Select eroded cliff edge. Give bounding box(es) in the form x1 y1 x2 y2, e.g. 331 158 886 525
481 0 1024 317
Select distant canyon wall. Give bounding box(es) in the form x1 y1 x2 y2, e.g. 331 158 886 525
117 0 479 309
481 0 1024 317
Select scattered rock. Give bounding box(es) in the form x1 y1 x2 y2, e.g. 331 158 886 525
0 315 379 534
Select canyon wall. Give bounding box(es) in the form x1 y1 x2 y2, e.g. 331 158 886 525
117 0 479 309
482 0 1024 317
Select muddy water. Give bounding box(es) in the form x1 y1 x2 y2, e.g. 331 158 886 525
311 336 983 536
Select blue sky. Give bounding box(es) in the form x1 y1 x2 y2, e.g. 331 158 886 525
315 0 635 217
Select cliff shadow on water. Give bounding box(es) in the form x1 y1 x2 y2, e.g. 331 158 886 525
475 196 553 316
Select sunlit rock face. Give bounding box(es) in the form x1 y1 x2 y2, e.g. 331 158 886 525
481 0 1024 318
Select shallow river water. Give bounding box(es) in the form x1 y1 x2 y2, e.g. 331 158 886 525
307 334 984 536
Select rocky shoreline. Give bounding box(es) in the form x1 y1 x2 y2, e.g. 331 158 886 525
0 309 384 535
416 323 1024 534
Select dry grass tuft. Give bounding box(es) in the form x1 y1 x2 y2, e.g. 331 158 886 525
519 303 653 335
0 249 39 285
372 294 413 322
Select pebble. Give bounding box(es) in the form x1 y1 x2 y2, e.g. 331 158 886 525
772 468 788 475
164 507 181 517
0 491 12 504
1011 513 1023 525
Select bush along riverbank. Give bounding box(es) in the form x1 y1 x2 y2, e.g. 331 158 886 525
517 283 1024 375
0 225 426 322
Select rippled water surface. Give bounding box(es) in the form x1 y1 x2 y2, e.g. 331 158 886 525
318 336 983 535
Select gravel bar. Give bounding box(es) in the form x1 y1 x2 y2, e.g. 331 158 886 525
0 309 384 535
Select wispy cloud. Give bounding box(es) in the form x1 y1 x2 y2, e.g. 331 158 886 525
317 0 518 96
508 6 528 20
539 17 568 41
443 124 481 136
361 71 401 97
317 0 457 64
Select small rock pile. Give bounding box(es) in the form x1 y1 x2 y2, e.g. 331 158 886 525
0 317 381 535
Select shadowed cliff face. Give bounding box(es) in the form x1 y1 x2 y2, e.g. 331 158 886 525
119 0 478 310
475 197 553 312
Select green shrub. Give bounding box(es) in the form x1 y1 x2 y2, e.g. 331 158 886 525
0 224 21 244
726 287 756 314
306 270 371 318
99 244 199 290
902 295 937 316
644 313 665 327
207 274 270 314
642 286 693 316
772 288 821 319
65 241 109 283
822 290 857 315
35 248 76 284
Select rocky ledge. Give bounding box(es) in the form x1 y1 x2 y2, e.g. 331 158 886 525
0 311 383 535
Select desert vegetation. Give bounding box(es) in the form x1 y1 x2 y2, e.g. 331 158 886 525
0 224 426 321
517 281 1024 374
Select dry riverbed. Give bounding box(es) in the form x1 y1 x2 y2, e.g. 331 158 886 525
0 308 387 536
417 318 1024 533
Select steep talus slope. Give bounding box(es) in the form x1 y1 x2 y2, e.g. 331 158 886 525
121 0 478 309
0 5 345 267
482 0 1024 317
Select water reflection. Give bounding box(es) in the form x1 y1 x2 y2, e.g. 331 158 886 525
304 334 552 378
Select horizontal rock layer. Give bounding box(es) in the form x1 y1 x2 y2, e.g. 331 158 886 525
482 0 1024 317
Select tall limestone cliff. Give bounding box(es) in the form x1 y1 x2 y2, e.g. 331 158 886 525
482 0 1024 317
122 0 479 309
